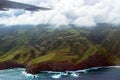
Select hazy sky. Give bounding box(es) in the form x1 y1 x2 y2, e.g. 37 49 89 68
0 0 120 26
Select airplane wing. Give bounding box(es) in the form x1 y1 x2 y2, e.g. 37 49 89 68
0 0 51 11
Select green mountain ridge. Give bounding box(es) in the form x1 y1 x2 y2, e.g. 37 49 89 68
0 24 119 72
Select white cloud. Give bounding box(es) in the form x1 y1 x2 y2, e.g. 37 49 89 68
73 16 96 26
0 0 120 26
50 13 69 25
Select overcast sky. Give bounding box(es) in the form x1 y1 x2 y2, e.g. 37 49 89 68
0 0 120 26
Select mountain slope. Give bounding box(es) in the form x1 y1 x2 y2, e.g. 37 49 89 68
0 24 119 74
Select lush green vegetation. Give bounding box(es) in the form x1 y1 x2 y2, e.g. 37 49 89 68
0 24 119 65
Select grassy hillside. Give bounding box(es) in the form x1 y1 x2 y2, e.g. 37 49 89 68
0 24 119 66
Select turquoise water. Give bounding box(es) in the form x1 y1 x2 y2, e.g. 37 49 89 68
0 66 120 80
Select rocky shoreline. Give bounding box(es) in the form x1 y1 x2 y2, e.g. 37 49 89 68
0 60 25 70
26 53 114 74
0 53 114 74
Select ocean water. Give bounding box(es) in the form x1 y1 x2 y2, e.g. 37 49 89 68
0 66 120 80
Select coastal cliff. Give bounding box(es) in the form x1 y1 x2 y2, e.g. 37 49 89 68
0 53 113 74
26 53 113 74
0 60 24 70
0 24 119 74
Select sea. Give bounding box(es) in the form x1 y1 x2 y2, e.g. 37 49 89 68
0 66 120 80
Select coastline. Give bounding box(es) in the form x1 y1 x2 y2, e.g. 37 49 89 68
0 66 119 80
0 53 114 74
0 62 114 74
0 66 120 74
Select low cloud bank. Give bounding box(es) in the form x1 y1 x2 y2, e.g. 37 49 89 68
0 0 120 26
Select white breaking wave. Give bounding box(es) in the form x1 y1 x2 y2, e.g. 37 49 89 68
22 71 37 78
70 72 79 77
51 73 63 79
47 66 120 79
72 66 115 73
48 71 62 74
106 66 120 68
0 68 25 73
21 66 120 79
